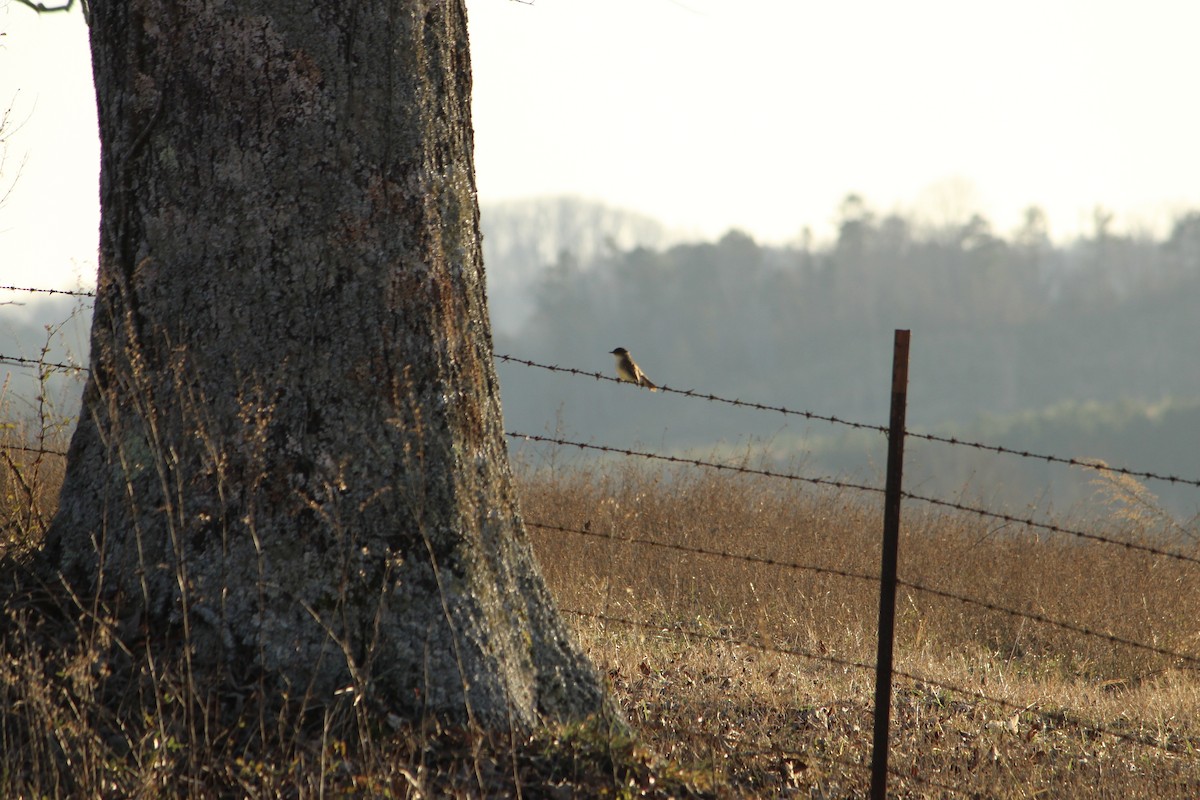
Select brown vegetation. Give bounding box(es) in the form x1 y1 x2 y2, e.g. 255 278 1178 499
2 404 1199 797
520 454 1200 798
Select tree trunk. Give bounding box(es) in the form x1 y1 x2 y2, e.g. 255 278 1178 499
43 0 610 730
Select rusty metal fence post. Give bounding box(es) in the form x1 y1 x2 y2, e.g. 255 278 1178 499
870 329 911 800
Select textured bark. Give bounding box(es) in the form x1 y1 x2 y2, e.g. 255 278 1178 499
43 0 610 729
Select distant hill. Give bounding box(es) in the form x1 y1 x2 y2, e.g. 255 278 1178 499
3 197 1198 523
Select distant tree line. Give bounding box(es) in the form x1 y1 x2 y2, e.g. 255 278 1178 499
486 195 1200 441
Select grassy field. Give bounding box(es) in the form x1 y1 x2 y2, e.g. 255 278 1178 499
519 453 1200 798
2 414 1199 797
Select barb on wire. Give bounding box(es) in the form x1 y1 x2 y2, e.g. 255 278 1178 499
565 607 1199 756
496 353 889 434
0 284 95 298
0 354 89 373
530 519 1200 666
507 430 883 495
904 490 1200 567
906 428 1200 489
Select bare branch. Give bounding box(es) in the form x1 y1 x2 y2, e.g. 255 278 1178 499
12 0 88 19
13 0 73 12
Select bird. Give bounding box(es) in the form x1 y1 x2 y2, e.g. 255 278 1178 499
609 347 657 391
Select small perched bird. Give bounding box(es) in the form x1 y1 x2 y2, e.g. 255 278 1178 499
609 347 657 391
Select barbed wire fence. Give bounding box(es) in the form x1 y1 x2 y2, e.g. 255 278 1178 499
495 353 1200 490
497 339 1200 796
3 286 1200 794
494 336 1200 790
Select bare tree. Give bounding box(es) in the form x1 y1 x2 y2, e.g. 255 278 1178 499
42 0 612 730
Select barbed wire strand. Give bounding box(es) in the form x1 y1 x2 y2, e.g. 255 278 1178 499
497 352 1200 489
569 605 878 678
0 285 95 298
0 354 88 373
526 518 880 585
564 607 1198 756
898 576 1200 666
528 519 1200 667
1 444 69 458
508 430 884 495
904 428 1200 489
512 431 1200 567
496 353 891 433
901 489 1200 567
7 345 1199 497
888 663 1196 756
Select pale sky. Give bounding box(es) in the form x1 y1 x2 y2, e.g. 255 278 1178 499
3 0 1200 292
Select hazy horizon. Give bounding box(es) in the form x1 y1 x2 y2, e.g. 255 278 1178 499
4 1 1200 289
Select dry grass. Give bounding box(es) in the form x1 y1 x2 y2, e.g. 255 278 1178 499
0 381 68 552
2 399 1199 796
0 384 708 798
520 457 1200 798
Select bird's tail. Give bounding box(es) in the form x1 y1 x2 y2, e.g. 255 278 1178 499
643 378 658 392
